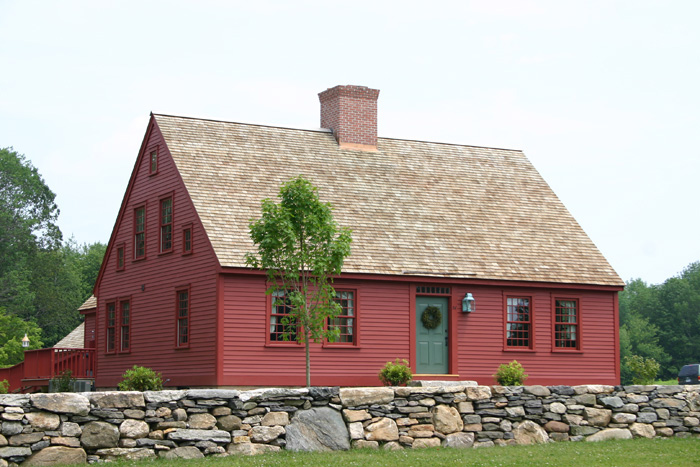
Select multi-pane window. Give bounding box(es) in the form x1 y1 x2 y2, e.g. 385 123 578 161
116 245 125 271
120 300 130 352
149 149 158 174
160 198 173 252
182 226 192 254
106 302 116 353
554 299 579 349
416 286 450 295
328 290 356 344
270 290 296 342
506 297 532 348
177 289 189 347
134 206 146 259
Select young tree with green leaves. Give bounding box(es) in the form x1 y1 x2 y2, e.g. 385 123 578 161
246 176 352 388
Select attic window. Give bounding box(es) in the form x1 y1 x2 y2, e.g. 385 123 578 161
182 224 192 255
149 148 158 175
134 206 146 260
116 244 125 271
160 197 173 253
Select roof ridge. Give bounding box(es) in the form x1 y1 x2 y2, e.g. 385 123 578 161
152 113 523 153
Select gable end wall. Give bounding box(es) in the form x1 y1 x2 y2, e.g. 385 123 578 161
95 121 219 387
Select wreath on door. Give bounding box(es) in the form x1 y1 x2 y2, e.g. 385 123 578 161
421 306 442 330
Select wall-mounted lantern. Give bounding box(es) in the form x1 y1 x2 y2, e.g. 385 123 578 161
22 333 30 348
462 293 475 313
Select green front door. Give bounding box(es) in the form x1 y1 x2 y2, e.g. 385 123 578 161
416 296 449 374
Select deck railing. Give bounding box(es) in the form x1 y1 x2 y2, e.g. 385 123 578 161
0 362 25 393
0 348 95 392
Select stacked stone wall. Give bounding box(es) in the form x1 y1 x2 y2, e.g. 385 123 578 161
1 384 699 465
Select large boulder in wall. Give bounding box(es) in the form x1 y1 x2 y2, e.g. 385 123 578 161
285 407 350 452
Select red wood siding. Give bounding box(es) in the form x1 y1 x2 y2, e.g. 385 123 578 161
453 286 618 386
221 275 411 387
95 120 220 388
83 313 96 348
221 275 619 386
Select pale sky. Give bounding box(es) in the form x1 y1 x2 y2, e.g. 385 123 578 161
1 0 698 285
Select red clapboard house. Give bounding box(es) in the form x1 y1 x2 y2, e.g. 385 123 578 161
90 84 624 388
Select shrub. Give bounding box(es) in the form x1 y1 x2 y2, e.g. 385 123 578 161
494 360 528 386
624 355 659 385
379 358 412 386
118 365 163 391
0 379 8 394
51 369 75 392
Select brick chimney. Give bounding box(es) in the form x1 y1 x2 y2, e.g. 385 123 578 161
318 85 380 151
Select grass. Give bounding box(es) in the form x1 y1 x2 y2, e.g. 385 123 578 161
97 438 700 467
656 379 680 385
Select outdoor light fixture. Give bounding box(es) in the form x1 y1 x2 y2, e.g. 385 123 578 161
462 293 475 313
22 333 30 348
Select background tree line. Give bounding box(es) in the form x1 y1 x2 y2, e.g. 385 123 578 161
619 261 700 383
0 147 105 367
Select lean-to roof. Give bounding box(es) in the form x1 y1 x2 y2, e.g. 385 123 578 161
154 114 622 287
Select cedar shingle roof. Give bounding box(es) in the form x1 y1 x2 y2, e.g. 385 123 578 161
154 114 623 287
78 295 96 311
54 322 84 349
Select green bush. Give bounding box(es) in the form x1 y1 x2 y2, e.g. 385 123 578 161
118 365 163 391
51 369 75 392
494 360 528 386
624 355 659 385
0 379 9 394
378 358 413 386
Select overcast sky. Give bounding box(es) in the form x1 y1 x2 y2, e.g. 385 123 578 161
1 0 698 285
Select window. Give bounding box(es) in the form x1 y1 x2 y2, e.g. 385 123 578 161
554 299 579 350
106 302 116 353
116 244 125 271
506 296 532 349
149 149 158 174
160 197 173 253
177 289 190 347
182 225 192 255
328 290 356 345
416 286 450 295
270 290 297 342
134 206 146 259
106 299 131 353
120 300 130 352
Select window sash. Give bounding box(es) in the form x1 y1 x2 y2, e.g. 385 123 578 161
149 150 158 174
177 290 189 346
116 246 124 270
329 290 355 344
183 227 192 253
270 290 296 342
160 198 173 252
120 301 130 351
506 297 531 348
134 207 145 259
555 299 579 349
106 303 116 353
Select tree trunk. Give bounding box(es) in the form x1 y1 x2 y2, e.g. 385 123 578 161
305 328 311 388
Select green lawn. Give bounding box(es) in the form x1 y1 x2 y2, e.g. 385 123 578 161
656 379 680 385
99 438 700 467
